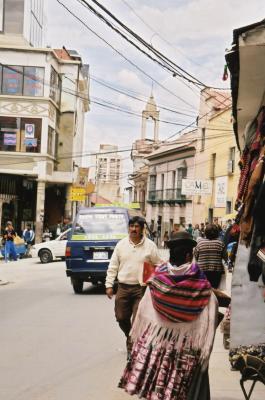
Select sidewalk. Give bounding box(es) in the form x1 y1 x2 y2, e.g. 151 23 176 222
210 271 265 399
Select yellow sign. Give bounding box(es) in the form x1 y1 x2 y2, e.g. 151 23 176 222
70 187 86 201
70 194 86 202
71 187 86 195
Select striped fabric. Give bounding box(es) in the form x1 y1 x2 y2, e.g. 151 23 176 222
194 238 226 272
148 263 211 323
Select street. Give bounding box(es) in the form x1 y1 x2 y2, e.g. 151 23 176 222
0 258 264 400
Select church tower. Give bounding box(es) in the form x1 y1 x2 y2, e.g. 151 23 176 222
141 93 160 142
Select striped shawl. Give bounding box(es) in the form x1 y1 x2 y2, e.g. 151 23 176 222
148 262 211 323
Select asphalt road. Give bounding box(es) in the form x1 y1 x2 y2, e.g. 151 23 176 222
0 257 264 400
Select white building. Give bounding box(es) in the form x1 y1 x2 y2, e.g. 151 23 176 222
0 3 90 241
95 144 122 203
145 132 197 239
0 0 45 47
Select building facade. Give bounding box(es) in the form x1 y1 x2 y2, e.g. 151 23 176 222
0 32 89 240
145 134 196 240
193 89 239 224
0 0 45 47
95 144 122 203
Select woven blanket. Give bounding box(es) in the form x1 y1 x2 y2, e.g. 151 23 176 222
148 263 211 323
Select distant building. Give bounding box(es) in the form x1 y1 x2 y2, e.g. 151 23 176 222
193 88 239 224
95 144 122 203
145 132 197 239
0 4 90 241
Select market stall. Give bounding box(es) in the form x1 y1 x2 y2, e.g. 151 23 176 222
226 19 265 399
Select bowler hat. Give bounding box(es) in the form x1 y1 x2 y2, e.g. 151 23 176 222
166 231 197 249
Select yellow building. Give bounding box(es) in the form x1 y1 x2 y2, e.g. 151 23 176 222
193 89 240 225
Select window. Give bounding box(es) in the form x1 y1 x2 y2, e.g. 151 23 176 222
24 67 44 96
228 147 236 174
47 126 54 156
2 66 23 95
0 116 41 153
177 167 187 197
210 153 216 178
1 65 44 97
161 174 165 191
172 171 176 189
201 128 206 151
226 200 232 214
4 0 24 34
149 175 156 191
50 66 61 105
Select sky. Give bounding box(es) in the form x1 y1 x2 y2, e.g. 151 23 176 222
46 0 264 182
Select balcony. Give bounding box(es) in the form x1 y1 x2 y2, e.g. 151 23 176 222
148 189 190 205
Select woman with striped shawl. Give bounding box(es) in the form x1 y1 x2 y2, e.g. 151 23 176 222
119 231 218 400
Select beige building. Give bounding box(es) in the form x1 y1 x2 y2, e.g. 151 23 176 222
193 89 239 224
95 144 122 203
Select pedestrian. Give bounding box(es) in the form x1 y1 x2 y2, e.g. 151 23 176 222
162 230 169 248
42 227 52 242
170 222 185 239
56 221 62 237
3 221 17 262
105 216 162 357
186 222 193 236
23 224 35 255
194 224 228 288
119 231 218 399
200 222 206 238
193 223 201 241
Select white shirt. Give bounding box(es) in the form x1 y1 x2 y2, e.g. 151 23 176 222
105 236 162 288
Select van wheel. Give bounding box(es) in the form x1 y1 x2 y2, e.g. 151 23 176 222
71 278 83 294
39 249 52 264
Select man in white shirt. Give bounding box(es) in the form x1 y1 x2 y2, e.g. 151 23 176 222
106 216 162 354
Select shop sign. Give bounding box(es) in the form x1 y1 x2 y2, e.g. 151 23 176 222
70 187 86 202
181 179 212 195
25 124 35 138
74 167 89 188
4 133 16 146
24 138 37 147
215 176 228 208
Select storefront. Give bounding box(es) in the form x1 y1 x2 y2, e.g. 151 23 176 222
226 18 265 394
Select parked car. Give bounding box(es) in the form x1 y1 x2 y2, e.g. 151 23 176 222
31 229 71 263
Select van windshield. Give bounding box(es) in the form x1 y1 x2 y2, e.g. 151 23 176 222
72 213 128 241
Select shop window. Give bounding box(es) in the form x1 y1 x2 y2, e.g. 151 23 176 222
0 116 41 153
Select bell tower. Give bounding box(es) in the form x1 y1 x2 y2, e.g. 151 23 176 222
141 93 160 142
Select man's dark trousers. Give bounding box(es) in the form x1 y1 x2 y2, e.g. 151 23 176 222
115 283 145 337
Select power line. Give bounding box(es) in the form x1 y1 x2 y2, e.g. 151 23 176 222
90 76 196 118
56 0 198 110
78 0 205 86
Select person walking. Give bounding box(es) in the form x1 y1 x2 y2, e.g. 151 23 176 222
162 230 169 248
3 221 17 262
23 224 35 256
119 231 218 400
105 216 162 356
194 224 228 288
193 223 201 241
